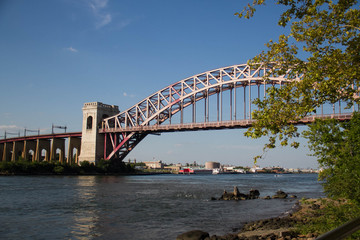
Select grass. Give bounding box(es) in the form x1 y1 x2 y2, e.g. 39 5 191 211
294 198 360 239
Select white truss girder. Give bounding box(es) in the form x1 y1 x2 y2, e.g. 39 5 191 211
103 63 298 131
102 63 301 160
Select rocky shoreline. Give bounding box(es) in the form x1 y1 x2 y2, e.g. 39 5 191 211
177 188 323 240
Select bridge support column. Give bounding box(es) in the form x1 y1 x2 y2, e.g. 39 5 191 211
50 138 65 163
67 136 81 165
11 141 24 162
0 143 3 162
34 139 50 162
78 102 119 164
2 142 12 162
22 140 37 162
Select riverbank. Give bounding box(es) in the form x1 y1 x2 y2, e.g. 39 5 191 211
177 198 360 240
235 198 321 239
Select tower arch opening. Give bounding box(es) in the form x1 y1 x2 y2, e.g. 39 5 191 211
86 116 93 129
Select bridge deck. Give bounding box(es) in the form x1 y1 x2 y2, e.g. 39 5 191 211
101 113 353 134
0 132 82 143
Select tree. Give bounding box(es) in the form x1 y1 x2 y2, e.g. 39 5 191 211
235 0 360 160
303 113 360 202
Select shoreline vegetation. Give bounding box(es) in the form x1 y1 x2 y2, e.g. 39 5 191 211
0 160 317 176
0 160 140 175
177 198 360 240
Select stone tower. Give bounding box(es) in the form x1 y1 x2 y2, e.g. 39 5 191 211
78 102 119 163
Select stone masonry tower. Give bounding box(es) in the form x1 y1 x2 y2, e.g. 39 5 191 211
78 102 119 163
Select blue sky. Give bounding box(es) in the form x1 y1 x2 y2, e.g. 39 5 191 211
0 0 319 168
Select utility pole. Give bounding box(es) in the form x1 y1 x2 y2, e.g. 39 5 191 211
52 124 67 134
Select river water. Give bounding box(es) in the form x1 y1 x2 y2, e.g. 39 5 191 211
0 174 324 239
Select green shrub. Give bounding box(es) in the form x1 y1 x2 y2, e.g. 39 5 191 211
296 199 360 239
53 165 64 174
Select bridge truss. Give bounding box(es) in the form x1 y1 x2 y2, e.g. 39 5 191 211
101 63 305 160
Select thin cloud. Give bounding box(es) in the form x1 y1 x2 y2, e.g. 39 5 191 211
0 125 20 130
90 0 108 9
117 19 131 30
65 46 78 53
96 13 111 29
123 92 135 98
216 144 261 151
88 0 112 29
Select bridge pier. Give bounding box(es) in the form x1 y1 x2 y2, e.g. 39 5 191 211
22 140 37 161
50 138 65 163
34 139 50 162
2 142 12 162
11 141 24 162
67 136 81 164
0 143 3 162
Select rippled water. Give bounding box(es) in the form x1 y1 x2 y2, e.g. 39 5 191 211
0 174 324 239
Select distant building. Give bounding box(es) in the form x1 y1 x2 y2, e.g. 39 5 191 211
143 160 164 169
164 165 181 172
250 165 262 173
205 161 220 169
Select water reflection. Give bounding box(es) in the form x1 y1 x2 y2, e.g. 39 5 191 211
69 176 130 239
70 176 99 239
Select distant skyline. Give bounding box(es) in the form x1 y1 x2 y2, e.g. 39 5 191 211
0 0 318 168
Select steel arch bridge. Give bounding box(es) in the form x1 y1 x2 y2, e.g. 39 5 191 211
101 63 351 161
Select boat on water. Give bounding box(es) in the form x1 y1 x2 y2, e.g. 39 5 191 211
178 168 212 174
212 168 246 174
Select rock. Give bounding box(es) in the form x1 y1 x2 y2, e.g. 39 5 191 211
219 187 248 200
263 196 271 200
272 190 288 199
219 233 240 240
234 186 240 196
220 192 236 200
248 189 260 199
176 230 210 240
306 233 315 238
236 193 249 200
219 188 261 201
280 231 293 238
310 204 320 210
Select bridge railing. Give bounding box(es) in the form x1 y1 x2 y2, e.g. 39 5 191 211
299 113 353 123
102 119 256 133
102 113 353 133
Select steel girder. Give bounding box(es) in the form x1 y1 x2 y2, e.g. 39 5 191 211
102 63 300 160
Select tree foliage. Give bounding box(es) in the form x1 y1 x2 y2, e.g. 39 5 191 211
303 113 360 202
236 0 360 160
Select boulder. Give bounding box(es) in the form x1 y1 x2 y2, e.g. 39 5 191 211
233 186 240 197
220 188 246 200
176 230 210 240
219 188 260 200
272 190 288 199
248 189 260 199
219 190 235 200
